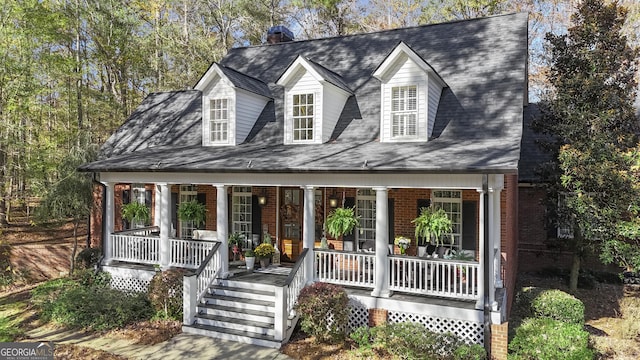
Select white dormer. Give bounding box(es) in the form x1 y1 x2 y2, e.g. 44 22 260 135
195 63 271 146
373 42 446 143
276 56 352 145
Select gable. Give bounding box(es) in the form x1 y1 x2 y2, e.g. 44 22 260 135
87 13 529 174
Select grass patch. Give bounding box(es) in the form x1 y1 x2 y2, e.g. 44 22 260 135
0 289 35 342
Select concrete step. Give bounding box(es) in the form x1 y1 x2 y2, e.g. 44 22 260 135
183 324 283 349
208 284 275 302
195 314 275 336
198 304 274 324
201 294 275 312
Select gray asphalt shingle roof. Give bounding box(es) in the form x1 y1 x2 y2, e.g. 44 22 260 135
82 13 528 175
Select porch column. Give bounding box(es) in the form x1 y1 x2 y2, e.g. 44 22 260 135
158 183 171 268
154 185 162 227
371 187 391 298
216 185 230 278
476 188 486 310
487 188 496 309
102 181 115 264
302 186 315 284
493 187 503 289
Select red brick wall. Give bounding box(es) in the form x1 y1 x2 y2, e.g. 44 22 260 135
491 322 509 360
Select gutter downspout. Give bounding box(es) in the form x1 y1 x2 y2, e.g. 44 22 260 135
483 174 492 357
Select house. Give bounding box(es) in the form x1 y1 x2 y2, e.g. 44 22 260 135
80 13 529 358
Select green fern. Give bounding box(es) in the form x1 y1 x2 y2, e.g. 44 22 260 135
412 207 453 246
326 207 360 239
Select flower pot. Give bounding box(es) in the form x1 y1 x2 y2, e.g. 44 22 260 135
245 257 255 270
260 257 270 269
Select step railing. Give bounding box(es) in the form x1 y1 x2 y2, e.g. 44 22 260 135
110 226 160 265
170 239 216 268
183 241 222 325
314 249 375 288
389 255 479 300
274 248 309 342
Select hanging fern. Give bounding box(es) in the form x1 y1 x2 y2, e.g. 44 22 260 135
412 207 453 246
326 207 360 239
121 201 150 225
177 200 207 228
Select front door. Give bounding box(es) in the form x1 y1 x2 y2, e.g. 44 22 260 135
280 188 302 262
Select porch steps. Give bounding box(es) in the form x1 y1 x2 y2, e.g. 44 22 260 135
182 278 294 349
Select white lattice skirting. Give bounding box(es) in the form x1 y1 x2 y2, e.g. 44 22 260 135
348 299 370 331
102 265 155 293
388 311 484 345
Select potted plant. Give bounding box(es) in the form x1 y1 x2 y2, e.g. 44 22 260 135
394 236 411 255
412 207 453 251
228 232 245 261
177 200 207 236
326 207 360 241
244 249 255 271
450 250 474 282
121 201 150 228
254 243 275 269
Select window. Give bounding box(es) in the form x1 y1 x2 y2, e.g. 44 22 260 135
179 185 198 239
432 190 462 249
232 186 252 239
292 93 314 141
391 86 417 138
356 189 376 251
210 99 228 143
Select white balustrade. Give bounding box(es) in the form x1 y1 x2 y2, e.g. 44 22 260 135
315 249 375 288
170 239 216 268
111 232 160 265
389 255 479 300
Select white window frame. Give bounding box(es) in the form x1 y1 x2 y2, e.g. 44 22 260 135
432 190 462 249
391 85 418 139
179 185 198 239
557 193 575 239
292 93 315 142
232 186 252 240
209 98 229 144
356 189 376 251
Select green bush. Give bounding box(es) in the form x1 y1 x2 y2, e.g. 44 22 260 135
372 322 468 360
40 286 152 330
350 326 374 349
454 344 487 360
32 275 153 330
509 318 594 360
294 282 350 343
531 289 585 325
75 248 102 270
148 268 186 320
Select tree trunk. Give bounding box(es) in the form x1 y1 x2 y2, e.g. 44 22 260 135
569 250 580 292
0 196 6 227
70 220 79 274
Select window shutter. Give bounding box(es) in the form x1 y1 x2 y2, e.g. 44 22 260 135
462 200 477 251
343 197 356 242
416 199 431 245
197 193 207 229
122 189 131 229
251 195 262 236
145 189 152 207
388 198 395 245
171 193 178 232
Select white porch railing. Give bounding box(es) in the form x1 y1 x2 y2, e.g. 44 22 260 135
183 242 222 325
389 255 479 300
170 239 216 268
315 249 375 288
111 227 160 265
274 248 309 341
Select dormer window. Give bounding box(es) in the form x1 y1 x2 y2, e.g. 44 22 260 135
293 93 314 141
277 56 352 145
391 86 417 138
210 99 229 143
373 42 446 143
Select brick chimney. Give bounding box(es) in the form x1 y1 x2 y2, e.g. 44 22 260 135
267 26 294 44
